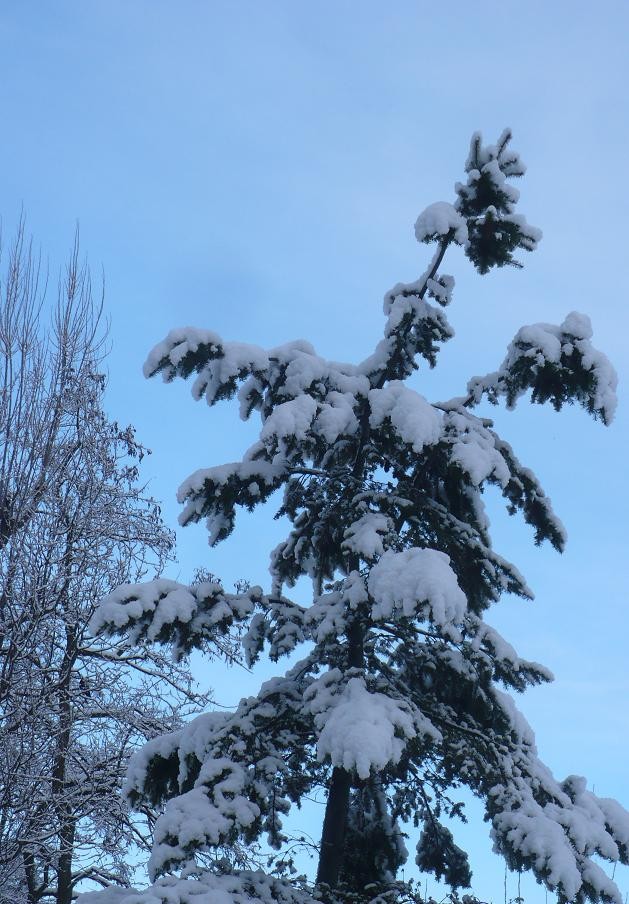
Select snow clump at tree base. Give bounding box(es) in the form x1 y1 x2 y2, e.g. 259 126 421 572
82 130 628 904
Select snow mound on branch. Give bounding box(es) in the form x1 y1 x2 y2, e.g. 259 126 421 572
261 395 318 445
314 390 359 443
446 412 510 487
123 725 181 800
310 675 420 779
149 787 232 876
415 202 468 245
342 512 392 560
369 547 467 639
77 870 318 904
149 759 260 879
124 710 230 802
493 688 536 746
306 573 367 642
467 311 618 424
493 802 583 899
90 578 197 637
369 382 442 452
89 578 259 657
177 460 284 504
143 326 224 377
192 341 270 403
488 767 629 904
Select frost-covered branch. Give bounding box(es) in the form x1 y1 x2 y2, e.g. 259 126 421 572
465 311 618 425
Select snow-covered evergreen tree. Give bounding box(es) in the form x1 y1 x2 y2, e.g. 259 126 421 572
84 131 628 904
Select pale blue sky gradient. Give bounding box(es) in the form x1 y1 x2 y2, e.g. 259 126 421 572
1 3 629 901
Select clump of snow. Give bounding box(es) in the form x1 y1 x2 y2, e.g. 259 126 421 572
305 575 368 643
561 311 592 339
124 711 231 804
176 457 285 535
314 391 359 443
464 129 526 177
261 396 318 446
492 689 536 746
90 578 261 660
149 788 230 876
90 578 197 639
427 274 455 306
306 591 347 644
598 796 629 850
191 341 269 404
78 870 319 904
342 512 392 561
369 547 467 639
369 382 442 451
307 674 420 779
504 212 542 246
177 459 284 504
445 411 511 487
123 725 182 803
269 343 369 399
492 801 583 899
488 761 629 904
143 327 223 379
243 596 307 664
415 202 468 245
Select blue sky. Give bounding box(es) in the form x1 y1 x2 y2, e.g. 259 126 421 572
1 3 629 901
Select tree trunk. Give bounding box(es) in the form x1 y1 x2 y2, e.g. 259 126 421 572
316 766 353 886
56 817 76 904
53 612 77 904
316 612 364 888
23 848 39 904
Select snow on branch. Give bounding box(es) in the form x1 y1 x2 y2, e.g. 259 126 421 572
243 595 308 665
362 291 454 381
414 202 468 246
491 434 567 551
368 382 442 452
342 512 393 562
78 869 319 904
467 311 618 424
177 454 288 542
488 769 629 904
305 672 439 780
90 578 263 660
145 326 371 415
148 759 261 879
443 410 511 488
305 573 367 643
465 615 554 693
368 547 467 641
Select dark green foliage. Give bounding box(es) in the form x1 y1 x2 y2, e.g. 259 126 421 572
416 820 472 890
456 129 540 274
339 784 407 889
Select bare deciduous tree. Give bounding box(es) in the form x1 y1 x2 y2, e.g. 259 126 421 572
0 224 204 904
